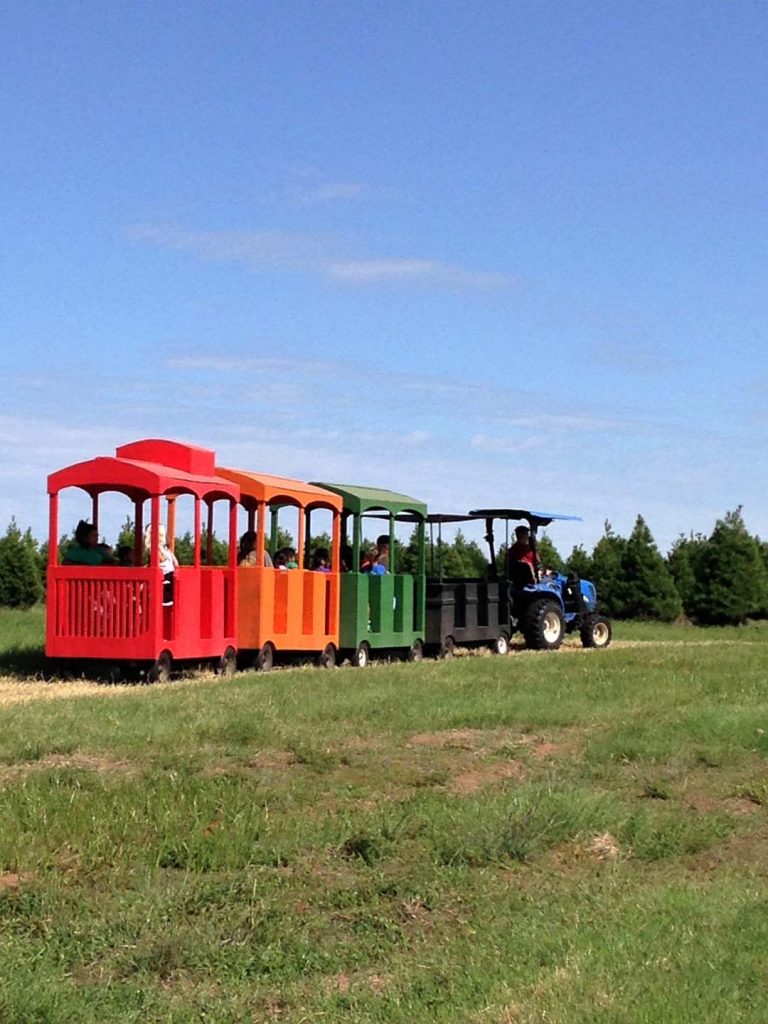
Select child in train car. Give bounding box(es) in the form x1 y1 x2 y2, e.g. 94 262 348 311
144 523 179 606
311 548 331 573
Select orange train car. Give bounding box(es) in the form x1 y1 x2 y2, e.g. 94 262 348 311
216 466 342 669
46 439 240 681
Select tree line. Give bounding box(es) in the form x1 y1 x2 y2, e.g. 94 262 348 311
2 508 767 627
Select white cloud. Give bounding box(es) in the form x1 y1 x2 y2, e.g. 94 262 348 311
127 223 514 291
327 259 513 290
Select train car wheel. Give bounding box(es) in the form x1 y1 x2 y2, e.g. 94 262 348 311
353 642 370 668
318 643 337 669
148 650 172 684
217 646 237 677
439 636 455 660
256 643 275 672
408 639 424 662
492 632 510 656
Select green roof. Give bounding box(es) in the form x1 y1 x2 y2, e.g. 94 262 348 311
311 482 427 518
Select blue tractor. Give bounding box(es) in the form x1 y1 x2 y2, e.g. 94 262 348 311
469 508 613 651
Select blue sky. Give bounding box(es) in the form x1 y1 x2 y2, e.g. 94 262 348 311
1 0 766 555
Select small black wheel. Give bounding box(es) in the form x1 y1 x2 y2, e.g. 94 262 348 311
522 600 565 651
491 632 510 656
353 641 370 668
217 646 237 676
148 650 172 684
408 639 424 663
439 636 455 660
318 643 337 669
580 614 612 649
256 643 275 672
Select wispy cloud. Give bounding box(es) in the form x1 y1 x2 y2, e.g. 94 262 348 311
126 223 515 291
327 259 513 289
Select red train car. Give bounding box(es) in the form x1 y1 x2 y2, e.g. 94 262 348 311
46 439 240 681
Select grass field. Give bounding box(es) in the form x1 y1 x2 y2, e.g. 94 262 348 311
0 609 767 1022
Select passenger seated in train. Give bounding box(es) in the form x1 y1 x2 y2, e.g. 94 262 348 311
117 545 135 567
274 550 288 570
311 548 331 573
64 520 114 566
376 534 390 571
340 545 353 572
238 531 274 567
361 546 386 575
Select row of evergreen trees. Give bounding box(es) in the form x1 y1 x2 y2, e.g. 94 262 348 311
2 508 767 626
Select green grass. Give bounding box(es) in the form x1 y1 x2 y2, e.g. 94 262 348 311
0 608 767 1021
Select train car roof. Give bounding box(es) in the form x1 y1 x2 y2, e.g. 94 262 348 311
310 482 427 518
48 439 239 501
469 508 582 528
216 467 343 511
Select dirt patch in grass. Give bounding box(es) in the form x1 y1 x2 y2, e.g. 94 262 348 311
409 728 491 749
0 871 34 889
450 760 524 795
0 752 138 780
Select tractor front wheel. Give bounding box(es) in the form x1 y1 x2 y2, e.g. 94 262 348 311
580 615 612 649
522 600 565 651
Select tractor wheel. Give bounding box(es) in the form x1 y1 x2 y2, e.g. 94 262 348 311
580 615 612 649
217 646 237 677
256 643 275 672
439 636 455 660
317 643 337 669
148 650 172 684
522 600 565 651
491 631 511 656
353 642 370 669
408 639 424 662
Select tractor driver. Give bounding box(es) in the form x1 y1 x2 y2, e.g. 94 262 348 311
505 525 537 585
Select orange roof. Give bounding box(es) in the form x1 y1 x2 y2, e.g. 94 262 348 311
216 466 342 511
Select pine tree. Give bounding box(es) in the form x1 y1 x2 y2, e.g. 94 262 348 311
688 508 768 625
590 521 627 618
618 515 681 620
536 533 564 573
0 519 43 609
565 544 592 580
667 533 706 618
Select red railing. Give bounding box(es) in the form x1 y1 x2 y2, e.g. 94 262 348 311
50 569 153 641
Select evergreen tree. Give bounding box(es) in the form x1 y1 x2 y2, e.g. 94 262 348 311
667 533 707 618
590 521 627 618
451 530 488 576
687 508 768 625
536 533 564 573
398 526 422 575
565 544 592 580
0 519 43 608
618 515 682 621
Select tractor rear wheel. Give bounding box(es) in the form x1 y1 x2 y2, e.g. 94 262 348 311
522 600 565 651
580 614 612 649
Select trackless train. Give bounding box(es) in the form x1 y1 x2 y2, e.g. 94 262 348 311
46 438 611 680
